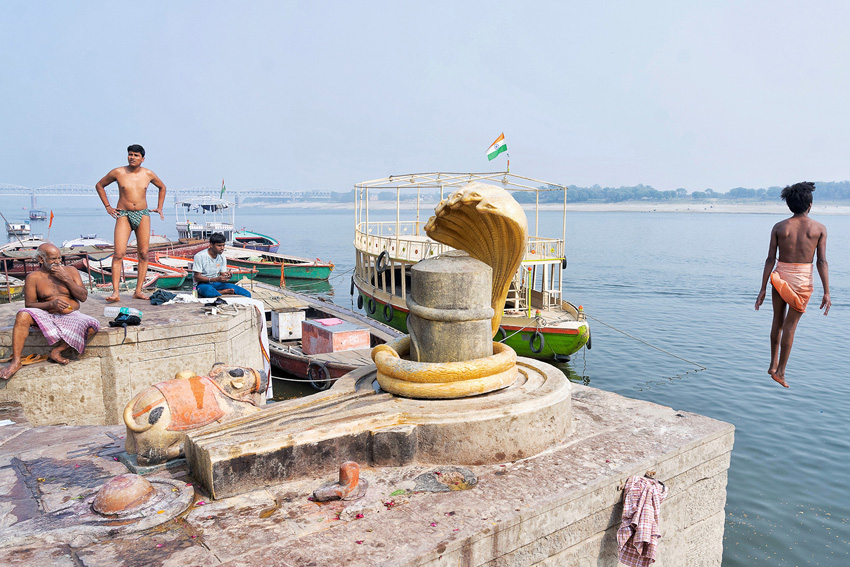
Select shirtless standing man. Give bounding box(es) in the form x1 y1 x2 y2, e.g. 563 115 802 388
755 181 830 388
0 244 100 381
95 144 166 302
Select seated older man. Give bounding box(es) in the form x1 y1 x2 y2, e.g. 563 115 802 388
0 243 100 381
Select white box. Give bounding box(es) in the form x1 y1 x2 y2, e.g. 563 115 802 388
271 309 306 340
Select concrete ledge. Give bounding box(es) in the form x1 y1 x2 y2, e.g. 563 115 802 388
0 296 265 426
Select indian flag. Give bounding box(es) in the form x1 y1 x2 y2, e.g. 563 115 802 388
220 179 226 198
486 133 507 161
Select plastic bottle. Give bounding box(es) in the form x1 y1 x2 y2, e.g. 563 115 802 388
103 306 143 319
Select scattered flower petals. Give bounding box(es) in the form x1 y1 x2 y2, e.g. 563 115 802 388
430 522 437 527
445 511 456 516
453 528 460 532
74 464 80 469
37 478 45 482
355 513 364 519
191 535 197 539
113 457 119 461
156 544 162 548
195 501 205 506
355 540 364 544
157 510 165 514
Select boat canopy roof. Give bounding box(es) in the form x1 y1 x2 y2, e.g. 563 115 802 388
175 197 235 212
355 172 567 193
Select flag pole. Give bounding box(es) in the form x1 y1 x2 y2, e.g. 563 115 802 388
506 153 510 173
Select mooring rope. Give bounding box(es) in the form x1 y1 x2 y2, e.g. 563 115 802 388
584 313 707 371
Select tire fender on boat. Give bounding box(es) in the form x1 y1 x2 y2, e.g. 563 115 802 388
561 257 567 270
586 328 592 350
529 330 545 354
383 302 394 322
367 297 377 314
357 294 364 310
376 250 390 274
495 326 507 342
307 361 333 391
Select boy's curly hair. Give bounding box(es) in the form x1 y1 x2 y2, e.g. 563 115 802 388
781 181 815 214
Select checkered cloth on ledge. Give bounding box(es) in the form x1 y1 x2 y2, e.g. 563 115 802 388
21 308 100 354
617 476 668 567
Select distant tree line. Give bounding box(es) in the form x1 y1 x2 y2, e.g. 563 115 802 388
509 181 850 204
314 181 850 204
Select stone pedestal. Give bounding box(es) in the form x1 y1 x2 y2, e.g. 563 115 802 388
185 358 571 499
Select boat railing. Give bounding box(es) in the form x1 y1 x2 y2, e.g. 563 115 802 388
524 236 564 263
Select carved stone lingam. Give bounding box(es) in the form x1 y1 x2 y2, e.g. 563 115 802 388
184 182 573 500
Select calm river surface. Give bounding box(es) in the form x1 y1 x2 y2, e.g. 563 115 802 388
7 197 849 566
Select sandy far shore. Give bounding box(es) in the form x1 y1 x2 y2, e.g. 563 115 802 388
240 200 850 215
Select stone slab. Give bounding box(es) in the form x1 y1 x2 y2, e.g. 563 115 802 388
0 383 734 567
185 359 571 499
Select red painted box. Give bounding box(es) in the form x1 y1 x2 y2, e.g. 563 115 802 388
301 318 371 355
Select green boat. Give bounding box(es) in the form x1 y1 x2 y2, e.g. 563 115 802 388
83 256 188 290
351 171 590 361
224 246 334 281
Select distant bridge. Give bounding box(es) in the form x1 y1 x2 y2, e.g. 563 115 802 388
0 184 333 208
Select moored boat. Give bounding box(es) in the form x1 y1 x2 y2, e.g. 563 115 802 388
62 234 113 248
175 197 235 243
83 256 187 289
0 275 25 303
6 221 30 236
29 210 48 221
246 279 402 391
232 230 280 253
154 253 259 283
351 172 590 361
224 246 334 281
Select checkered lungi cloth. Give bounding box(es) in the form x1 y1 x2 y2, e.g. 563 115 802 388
617 476 668 567
21 308 101 354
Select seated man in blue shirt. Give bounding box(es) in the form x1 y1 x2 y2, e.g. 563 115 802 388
192 233 251 298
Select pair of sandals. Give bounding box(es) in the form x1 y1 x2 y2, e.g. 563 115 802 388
0 353 49 366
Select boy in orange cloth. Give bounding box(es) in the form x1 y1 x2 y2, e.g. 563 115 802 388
755 182 830 388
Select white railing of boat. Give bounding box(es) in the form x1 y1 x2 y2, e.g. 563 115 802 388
354 224 566 315
355 222 564 264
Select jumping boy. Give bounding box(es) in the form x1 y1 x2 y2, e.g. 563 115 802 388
95 144 167 302
755 181 830 388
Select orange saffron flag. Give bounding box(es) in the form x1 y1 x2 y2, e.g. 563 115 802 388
49 210 54 228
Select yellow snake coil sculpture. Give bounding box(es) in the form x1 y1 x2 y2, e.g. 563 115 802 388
373 183 528 399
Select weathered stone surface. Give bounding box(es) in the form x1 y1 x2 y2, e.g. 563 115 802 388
185 359 571 499
0 296 265 426
0 384 733 566
408 251 493 362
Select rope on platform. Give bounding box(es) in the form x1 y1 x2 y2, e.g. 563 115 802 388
584 313 707 371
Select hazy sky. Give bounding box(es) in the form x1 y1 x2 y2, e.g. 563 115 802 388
3 1 849 192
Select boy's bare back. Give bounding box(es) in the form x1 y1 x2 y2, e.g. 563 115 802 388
771 216 827 264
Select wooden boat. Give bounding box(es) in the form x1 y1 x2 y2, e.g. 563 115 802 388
0 275 24 303
351 172 591 361
83 256 187 289
232 230 280 253
246 279 402 391
154 253 259 283
29 210 48 221
224 246 334 281
175 197 235 243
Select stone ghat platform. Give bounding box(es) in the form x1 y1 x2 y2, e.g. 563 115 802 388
0 295 265 426
0 378 734 566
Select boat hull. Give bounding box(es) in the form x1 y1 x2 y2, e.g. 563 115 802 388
354 288 589 360
227 258 333 280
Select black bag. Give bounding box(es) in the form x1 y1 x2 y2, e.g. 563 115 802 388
108 313 142 344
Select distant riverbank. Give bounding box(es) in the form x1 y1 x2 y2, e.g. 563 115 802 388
239 200 850 215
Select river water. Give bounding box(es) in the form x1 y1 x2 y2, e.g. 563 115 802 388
5 197 849 566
